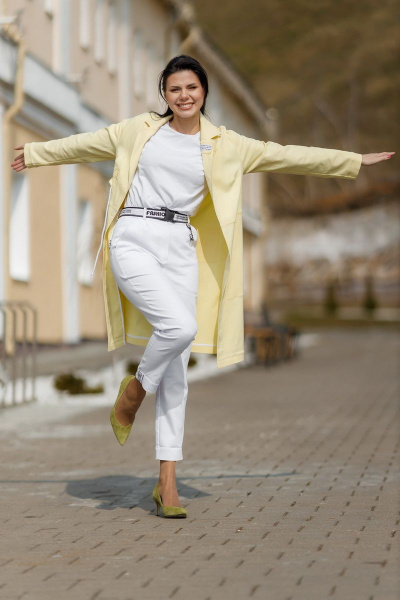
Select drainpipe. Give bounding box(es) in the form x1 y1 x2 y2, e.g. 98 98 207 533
1 2 26 348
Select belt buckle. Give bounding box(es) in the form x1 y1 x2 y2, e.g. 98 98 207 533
164 208 175 222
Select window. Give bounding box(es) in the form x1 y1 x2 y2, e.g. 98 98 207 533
76 200 93 285
107 1 117 74
79 0 91 50
94 0 105 64
9 175 30 282
133 29 145 99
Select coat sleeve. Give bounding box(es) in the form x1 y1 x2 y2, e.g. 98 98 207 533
24 119 128 168
228 130 363 179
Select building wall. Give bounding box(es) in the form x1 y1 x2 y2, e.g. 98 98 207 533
8 125 64 343
8 1 54 70
69 0 120 120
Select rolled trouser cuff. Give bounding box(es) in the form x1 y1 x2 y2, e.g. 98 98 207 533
136 368 158 394
155 446 183 461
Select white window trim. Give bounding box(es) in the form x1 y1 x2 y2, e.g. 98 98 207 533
107 1 117 75
169 29 181 60
94 0 105 64
79 0 91 50
133 29 145 100
145 41 155 106
44 0 54 17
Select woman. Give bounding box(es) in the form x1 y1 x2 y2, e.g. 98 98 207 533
11 55 394 518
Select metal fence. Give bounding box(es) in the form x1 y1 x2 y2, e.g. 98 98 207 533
0 301 37 407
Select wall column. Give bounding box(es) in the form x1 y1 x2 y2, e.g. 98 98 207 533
118 0 133 119
60 164 79 343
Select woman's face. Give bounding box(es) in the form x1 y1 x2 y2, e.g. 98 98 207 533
164 70 205 121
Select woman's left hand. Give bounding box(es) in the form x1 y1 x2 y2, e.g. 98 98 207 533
362 152 395 166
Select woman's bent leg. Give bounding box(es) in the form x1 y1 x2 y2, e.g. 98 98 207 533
110 247 197 395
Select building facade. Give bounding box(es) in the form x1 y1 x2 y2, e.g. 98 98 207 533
0 0 271 346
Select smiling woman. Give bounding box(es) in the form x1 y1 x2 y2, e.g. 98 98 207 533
10 53 394 519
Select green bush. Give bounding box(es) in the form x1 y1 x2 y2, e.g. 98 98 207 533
188 356 198 368
363 275 378 316
126 360 140 375
54 373 104 395
324 278 339 316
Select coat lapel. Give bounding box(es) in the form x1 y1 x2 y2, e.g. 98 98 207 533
199 112 221 197
127 111 221 201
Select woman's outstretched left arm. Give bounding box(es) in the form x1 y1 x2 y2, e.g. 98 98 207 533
229 130 395 178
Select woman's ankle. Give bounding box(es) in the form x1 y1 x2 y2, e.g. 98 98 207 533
125 378 146 405
159 461 177 485
159 476 177 486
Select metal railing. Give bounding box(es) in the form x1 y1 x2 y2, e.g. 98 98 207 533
0 301 37 407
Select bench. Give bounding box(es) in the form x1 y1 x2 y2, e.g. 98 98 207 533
244 314 300 366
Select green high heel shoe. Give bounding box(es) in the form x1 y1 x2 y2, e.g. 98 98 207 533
110 375 136 446
152 483 188 518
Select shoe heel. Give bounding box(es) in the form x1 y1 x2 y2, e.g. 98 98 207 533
151 482 188 518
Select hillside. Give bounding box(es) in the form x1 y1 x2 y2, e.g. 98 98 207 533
190 0 399 215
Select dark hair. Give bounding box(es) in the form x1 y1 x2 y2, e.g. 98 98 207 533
151 54 209 119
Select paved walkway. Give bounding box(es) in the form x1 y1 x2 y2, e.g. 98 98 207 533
0 328 399 600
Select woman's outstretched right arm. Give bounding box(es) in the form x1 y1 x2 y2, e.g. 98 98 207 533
11 119 127 172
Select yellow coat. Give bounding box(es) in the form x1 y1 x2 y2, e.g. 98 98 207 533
24 111 362 368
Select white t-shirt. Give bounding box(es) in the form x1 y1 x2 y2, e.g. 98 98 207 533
124 122 208 216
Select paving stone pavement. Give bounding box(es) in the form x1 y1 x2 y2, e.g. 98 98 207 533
0 328 399 600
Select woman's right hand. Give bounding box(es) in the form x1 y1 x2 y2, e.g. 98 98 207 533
11 145 27 172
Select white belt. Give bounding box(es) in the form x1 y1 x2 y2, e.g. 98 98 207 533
119 206 190 223
119 207 194 240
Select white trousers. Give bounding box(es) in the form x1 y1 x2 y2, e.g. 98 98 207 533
109 213 199 461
